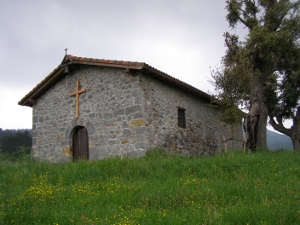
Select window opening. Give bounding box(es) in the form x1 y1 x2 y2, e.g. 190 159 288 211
178 108 186 128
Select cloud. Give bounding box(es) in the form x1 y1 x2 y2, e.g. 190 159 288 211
0 0 232 128
0 86 32 129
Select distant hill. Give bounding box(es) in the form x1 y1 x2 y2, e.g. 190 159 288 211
267 129 293 150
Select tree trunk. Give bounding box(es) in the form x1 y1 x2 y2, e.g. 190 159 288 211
269 106 300 150
256 100 268 149
245 80 268 151
291 133 300 150
291 107 300 150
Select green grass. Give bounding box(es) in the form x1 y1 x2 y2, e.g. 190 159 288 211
1 149 300 225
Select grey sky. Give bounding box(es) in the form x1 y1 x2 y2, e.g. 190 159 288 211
1 0 233 129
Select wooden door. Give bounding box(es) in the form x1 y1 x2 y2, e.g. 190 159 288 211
73 126 89 161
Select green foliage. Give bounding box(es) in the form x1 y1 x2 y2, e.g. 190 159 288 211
1 150 300 224
210 33 251 126
0 129 31 154
0 147 31 162
211 0 300 148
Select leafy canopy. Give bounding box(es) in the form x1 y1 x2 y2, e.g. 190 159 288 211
211 0 300 129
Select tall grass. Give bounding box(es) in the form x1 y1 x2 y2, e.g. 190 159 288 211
1 149 300 224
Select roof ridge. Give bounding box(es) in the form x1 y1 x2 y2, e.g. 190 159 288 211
68 54 146 66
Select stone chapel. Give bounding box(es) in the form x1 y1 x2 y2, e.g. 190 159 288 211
19 54 242 162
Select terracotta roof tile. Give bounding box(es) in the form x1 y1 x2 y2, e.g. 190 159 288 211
129 62 137 66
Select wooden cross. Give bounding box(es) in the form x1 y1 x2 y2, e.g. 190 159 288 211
69 80 86 118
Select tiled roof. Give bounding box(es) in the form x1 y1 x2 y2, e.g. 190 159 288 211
18 55 212 107
68 55 145 67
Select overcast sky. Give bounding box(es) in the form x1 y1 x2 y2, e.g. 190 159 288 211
0 0 241 129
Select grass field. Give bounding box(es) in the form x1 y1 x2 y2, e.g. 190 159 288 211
1 149 300 224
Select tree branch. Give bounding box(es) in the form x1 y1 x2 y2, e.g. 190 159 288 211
237 13 252 29
294 106 300 122
269 114 291 136
239 7 257 29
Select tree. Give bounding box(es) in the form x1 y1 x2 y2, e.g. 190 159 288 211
266 49 300 149
210 33 250 131
211 0 300 151
0 129 32 153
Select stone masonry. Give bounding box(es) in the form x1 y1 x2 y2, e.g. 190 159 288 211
139 72 241 156
32 66 150 162
21 55 242 163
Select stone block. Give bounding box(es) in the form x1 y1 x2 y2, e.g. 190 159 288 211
132 89 140 97
177 133 182 140
132 81 139 89
114 108 125 117
121 139 129 144
135 142 145 150
135 127 145 135
89 147 98 160
122 121 129 128
108 139 117 145
123 129 132 137
125 105 142 116
95 112 102 119
33 116 38 123
134 112 143 119
61 146 72 156
89 142 95 148
104 112 113 120
130 119 146 127
32 130 38 138
86 121 95 135
135 96 142 104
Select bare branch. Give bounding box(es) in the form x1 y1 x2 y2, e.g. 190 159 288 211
269 115 291 136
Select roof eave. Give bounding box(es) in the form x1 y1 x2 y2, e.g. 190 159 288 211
18 67 65 107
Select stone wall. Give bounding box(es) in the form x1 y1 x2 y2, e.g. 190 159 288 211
139 73 242 156
32 65 242 162
32 66 148 162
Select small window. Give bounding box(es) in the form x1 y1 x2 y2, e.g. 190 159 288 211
178 108 186 128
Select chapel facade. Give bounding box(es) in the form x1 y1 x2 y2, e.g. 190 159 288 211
19 54 242 162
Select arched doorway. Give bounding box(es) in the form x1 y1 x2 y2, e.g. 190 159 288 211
72 126 89 161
